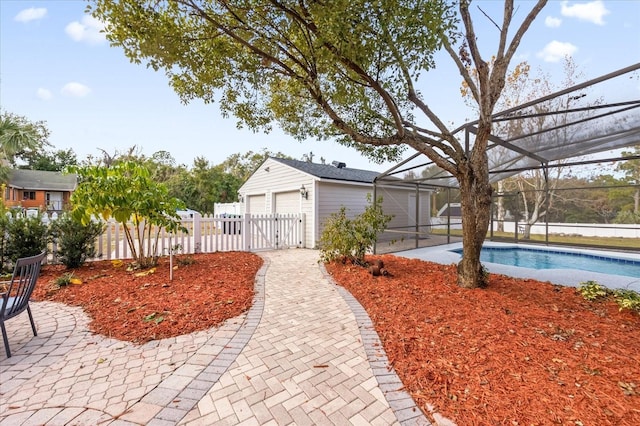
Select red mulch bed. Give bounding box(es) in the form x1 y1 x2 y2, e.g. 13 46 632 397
32 251 639 425
32 252 263 343
325 255 640 426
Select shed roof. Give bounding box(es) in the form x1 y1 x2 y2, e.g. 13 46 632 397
271 157 381 184
8 169 77 191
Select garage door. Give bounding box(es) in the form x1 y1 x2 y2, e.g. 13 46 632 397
274 191 300 214
246 194 265 213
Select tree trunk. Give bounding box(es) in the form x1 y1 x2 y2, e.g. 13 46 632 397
457 158 492 288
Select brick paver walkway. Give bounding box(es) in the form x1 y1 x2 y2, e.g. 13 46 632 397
0 249 430 425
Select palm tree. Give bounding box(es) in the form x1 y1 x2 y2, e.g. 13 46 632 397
0 112 49 182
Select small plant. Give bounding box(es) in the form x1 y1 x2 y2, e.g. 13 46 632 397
319 195 392 265
143 312 165 324
612 289 640 313
55 273 78 287
177 255 196 266
480 263 490 280
577 280 609 301
578 281 640 314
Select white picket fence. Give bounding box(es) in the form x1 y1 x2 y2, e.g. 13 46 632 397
51 213 305 262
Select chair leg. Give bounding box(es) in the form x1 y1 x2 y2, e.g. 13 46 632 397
27 305 37 336
1 321 10 358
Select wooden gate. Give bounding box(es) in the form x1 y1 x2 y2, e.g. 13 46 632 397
244 213 305 251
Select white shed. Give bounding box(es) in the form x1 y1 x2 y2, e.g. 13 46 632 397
238 157 431 249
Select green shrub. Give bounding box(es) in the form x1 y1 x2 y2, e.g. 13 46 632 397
319 195 392 265
4 213 48 270
0 210 10 271
50 213 105 269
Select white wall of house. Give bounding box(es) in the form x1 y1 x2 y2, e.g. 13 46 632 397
315 181 374 247
239 158 315 246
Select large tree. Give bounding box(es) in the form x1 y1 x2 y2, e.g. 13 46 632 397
617 145 640 216
91 0 547 288
20 148 78 172
220 149 292 183
0 111 50 181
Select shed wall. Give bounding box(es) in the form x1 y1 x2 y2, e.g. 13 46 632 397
240 158 315 247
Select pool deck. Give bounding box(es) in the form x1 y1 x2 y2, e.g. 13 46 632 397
395 242 640 292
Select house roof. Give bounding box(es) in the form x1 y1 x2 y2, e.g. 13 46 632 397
271 157 381 183
8 169 77 191
437 203 462 217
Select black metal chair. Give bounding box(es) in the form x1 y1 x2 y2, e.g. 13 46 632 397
0 251 47 358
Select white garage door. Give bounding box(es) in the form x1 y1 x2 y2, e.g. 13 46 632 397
274 191 300 214
247 194 265 213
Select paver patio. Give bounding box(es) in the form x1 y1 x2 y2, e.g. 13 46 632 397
0 249 430 425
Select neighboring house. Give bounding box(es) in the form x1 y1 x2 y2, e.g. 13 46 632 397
238 157 431 248
4 169 77 212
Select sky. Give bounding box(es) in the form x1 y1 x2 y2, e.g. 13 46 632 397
1 1 639 172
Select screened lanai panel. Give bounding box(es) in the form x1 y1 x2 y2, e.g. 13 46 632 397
376 62 640 188
487 63 640 171
490 104 640 160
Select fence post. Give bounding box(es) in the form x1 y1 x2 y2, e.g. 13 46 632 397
243 213 251 251
192 212 202 253
299 213 306 248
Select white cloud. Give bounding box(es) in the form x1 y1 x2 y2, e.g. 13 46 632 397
537 41 578 62
561 1 610 25
14 7 47 23
36 88 53 101
545 16 562 28
65 15 106 45
61 82 91 97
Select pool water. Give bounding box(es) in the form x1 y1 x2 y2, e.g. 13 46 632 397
451 247 640 279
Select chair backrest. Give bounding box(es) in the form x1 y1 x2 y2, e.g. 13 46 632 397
0 251 47 321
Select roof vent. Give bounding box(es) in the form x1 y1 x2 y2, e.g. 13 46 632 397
331 161 346 169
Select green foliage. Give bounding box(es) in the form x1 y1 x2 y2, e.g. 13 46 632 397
577 280 609 301
617 146 640 186
0 111 51 182
49 213 105 269
220 149 293 183
177 255 196 266
0 205 10 270
613 210 640 224
89 0 460 165
612 289 640 313
68 161 186 268
578 280 640 313
2 213 48 271
54 272 75 287
320 195 392 265
89 0 547 288
20 148 77 172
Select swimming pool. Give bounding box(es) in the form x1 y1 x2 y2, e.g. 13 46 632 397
450 246 640 279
